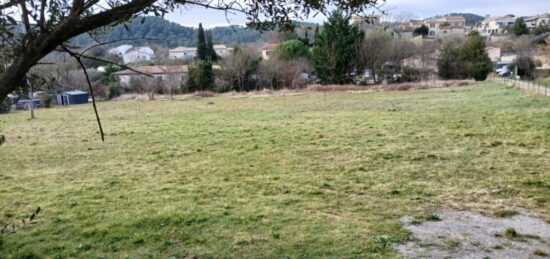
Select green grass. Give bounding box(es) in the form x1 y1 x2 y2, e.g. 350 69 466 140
535 77 550 89
0 82 549 258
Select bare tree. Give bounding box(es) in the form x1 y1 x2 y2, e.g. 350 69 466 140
220 48 258 91
162 74 182 99
392 11 417 23
130 76 161 100
256 55 313 90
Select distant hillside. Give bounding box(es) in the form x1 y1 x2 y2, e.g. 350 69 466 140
71 16 267 48
433 13 485 26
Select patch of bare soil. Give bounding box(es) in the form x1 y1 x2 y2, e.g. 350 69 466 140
397 211 550 259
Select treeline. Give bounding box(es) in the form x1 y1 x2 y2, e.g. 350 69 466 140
432 13 485 26
71 16 267 48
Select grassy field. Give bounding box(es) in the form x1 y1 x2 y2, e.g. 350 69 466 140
0 81 549 258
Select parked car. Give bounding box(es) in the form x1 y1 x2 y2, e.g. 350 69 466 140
496 61 512 76
15 98 41 110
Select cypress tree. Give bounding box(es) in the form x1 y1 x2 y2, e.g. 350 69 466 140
196 23 207 60
206 30 218 62
312 12 363 84
314 25 320 43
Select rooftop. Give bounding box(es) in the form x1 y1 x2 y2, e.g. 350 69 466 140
113 65 189 76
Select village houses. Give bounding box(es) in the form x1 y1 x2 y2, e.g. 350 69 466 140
169 44 234 59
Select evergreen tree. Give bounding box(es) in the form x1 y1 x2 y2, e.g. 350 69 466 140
509 18 529 36
274 39 311 61
196 23 207 61
314 25 320 43
460 31 492 81
413 25 429 37
302 30 310 46
185 60 214 92
312 11 363 84
206 30 218 62
437 31 492 81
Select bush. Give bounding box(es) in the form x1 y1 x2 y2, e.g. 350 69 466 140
0 98 12 113
437 45 468 80
510 56 536 80
437 33 492 81
108 83 122 100
43 95 54 108
401 67 421 82
185 60 214 93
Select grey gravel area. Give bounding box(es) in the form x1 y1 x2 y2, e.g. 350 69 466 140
396 211 550 259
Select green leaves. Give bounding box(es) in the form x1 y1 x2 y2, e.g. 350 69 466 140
312 11 363 84
437 33 492 81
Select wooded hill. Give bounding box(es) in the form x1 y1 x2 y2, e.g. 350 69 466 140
71 16 268 48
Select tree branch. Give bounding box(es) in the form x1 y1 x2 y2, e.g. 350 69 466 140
60 44 105 142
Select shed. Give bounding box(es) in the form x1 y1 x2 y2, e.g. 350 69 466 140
56 90 89 106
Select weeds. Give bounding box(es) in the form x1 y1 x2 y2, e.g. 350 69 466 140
494 209 519 218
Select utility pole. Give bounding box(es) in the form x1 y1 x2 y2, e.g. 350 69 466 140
21 15 35 119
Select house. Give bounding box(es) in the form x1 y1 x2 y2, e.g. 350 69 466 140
213 44 234 57
424 16 466 39
169 47 197 59
351 15 381 26
55 90 89 106
525 13 550 29
122 47 154 64
350 15 400 37
261 43 278 60
108 45 133 56
398 19 425 39
477 15 516 36
485 47 502 62
113 65 190 86
169 45 234 60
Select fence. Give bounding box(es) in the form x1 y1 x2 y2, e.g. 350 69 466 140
494 77 550 96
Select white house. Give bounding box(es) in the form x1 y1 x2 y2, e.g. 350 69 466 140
169 45 234 60
169 47 197 59
477 15 516 36
122 47 154 64
525 13 550 29
213 44 234 57
113 65 189 86
108 45 133 56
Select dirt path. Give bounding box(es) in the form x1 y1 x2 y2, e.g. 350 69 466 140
396 211 550 258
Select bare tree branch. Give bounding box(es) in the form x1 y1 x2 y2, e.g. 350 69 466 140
60 44 105 142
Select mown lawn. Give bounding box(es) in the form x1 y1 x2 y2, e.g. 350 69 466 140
0 82 549 258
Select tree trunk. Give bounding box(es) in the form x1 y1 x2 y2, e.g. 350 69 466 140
0 0 156 100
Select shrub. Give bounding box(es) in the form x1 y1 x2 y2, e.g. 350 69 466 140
108 83 122 100
43 95 54 108
401 67 421 82
185 60 214 93
437 33 492 81
510 56 536 80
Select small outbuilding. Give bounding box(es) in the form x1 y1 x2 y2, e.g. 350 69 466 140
56 90 89 106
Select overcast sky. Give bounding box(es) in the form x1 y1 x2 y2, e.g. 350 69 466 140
164 0 550 27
